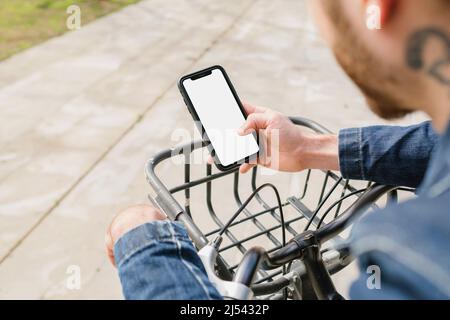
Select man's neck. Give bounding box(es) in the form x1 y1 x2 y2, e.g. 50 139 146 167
428 96 450 134
406 27 450 133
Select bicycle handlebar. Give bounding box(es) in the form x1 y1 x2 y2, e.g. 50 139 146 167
232 184 397 288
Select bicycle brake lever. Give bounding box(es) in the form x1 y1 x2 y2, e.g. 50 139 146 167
198 242 254 300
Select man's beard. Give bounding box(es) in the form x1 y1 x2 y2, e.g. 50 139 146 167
320 0 414 120
333 44 413 120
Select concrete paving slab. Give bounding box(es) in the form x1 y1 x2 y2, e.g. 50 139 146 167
0 0 253 261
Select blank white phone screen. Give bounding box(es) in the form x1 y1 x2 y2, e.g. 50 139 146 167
183 69 259 167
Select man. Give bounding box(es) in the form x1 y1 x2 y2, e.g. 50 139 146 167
105 0 450 299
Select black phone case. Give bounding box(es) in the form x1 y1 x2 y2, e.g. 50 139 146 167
178 65 258 171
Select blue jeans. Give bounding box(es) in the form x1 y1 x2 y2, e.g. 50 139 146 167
115 221 221 299
115 121 450 299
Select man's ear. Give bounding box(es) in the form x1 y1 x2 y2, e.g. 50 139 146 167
364 0 397 30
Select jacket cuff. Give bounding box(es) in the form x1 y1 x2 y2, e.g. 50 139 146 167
113 220 190 268
338 127 365 180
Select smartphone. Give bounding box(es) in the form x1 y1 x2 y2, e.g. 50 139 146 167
178 65 259 171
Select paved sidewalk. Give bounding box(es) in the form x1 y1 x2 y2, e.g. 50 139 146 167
0 0 426 299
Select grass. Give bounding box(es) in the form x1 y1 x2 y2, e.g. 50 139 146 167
0 0 141 61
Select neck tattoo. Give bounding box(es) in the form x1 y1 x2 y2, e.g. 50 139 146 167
406 27 450 90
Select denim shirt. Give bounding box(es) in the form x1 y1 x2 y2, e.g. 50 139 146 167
340 121 450 299
338 121 439 188
114 121 450 300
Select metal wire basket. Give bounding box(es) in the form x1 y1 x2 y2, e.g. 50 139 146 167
145 117 412 299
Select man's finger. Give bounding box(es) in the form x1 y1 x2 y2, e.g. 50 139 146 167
239 163 256 174
239 113 270 135
207 155 214 165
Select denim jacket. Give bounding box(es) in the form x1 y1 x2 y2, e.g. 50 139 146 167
346 121 450 299
114 121 450 300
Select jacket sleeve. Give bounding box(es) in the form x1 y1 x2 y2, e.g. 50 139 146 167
338 121 439 188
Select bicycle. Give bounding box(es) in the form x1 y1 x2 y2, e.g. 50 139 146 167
145 117 414 300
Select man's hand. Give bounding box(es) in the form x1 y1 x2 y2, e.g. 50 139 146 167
209 102 340 173
105 204 166 266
